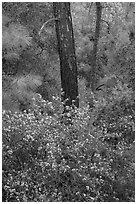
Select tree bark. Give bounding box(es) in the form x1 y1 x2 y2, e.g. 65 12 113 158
53 3 79 111
87 2 102 91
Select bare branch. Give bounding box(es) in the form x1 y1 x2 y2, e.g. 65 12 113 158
39 18 59 36
102 19 109 26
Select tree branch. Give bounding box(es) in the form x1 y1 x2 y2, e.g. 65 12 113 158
39 18 59 36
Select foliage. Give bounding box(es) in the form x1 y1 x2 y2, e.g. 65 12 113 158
2 2 135 111
72 2 135 88
93 82 135 146
3 89 135 202
2 2 61 109
2 74 43 112
2 15 31 60
2 2 135 202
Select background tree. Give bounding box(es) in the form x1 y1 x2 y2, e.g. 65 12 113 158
72 2 134 89
53 2 79 110
87 2 102 91
2 2 135 111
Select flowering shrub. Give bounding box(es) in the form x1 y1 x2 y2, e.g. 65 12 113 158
3 92 135 202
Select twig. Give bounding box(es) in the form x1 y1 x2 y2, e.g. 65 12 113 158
39 18 59 36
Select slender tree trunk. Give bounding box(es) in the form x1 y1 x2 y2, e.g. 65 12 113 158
87 2 102 91
53 3 79 112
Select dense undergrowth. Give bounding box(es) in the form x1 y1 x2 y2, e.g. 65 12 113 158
2 84 135 202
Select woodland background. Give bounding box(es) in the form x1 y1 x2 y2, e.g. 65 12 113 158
2 2 135 202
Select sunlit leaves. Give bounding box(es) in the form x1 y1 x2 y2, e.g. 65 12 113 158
2 15 31 59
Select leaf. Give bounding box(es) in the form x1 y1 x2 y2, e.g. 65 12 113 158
16 74 43 91
2 15 32 59
3 52 20 60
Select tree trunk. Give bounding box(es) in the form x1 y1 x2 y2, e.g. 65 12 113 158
53 2 79 112
87 2 102 91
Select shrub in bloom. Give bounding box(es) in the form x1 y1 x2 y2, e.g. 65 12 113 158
3 90 135 201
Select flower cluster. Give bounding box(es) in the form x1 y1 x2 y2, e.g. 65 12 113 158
3 89 135 202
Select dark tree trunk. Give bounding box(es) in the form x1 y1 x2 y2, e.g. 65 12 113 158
87 2 102 91
53 3 79 111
